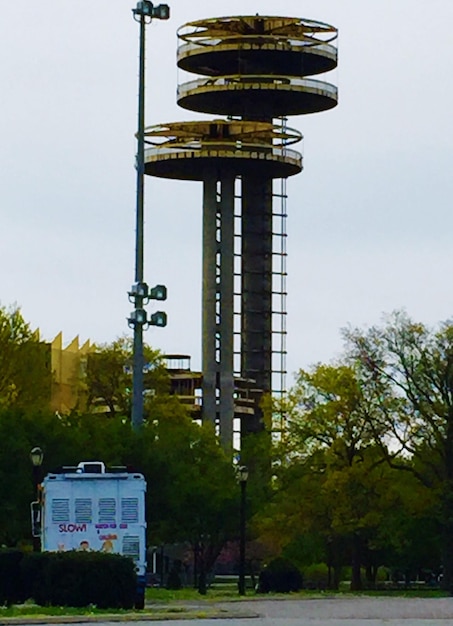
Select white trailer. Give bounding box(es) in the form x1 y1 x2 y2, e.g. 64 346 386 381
40 461 147 607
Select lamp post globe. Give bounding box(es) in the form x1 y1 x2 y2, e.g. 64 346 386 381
30 447 44 467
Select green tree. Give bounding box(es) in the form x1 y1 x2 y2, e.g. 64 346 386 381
257 364 411 590
369 467 440 583
287 364 390 589
129 402 239 593
0 407 99 546
344 311 453 590
0 305 50 411
84 336 169 417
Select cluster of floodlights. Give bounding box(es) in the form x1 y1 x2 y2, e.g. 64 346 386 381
128 282 167 329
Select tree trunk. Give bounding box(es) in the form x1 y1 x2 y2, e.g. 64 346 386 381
198 568 207 595
350 533 362 591
441 405 453 593
248 561 256 590
330 536 343 591
365 564 377 587
440 504 453 593
196 542 207 595
193 543 199 589
333 565 341 591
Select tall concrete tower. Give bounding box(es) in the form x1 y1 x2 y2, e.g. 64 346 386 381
144 15 338 448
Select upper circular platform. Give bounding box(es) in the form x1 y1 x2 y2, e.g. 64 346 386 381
143 120 303 181
177 15 338 78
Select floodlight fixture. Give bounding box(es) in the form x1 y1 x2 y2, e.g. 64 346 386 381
149 311 167 327
129 282 149 300
149 284 167 301
133 1 170 20
128 309 148 327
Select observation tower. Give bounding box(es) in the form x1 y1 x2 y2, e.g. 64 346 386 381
144 15 338 448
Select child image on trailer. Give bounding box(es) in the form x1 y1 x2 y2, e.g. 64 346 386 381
54 519 125 554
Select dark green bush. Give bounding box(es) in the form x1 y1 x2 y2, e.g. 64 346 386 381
0 549 25 605
257 557 303 593
21 551 136 609
302 562 329 589
20 551 52 605
166 560 182 590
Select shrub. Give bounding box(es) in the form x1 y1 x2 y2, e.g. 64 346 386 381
20 551 53 605
166 560 182 590
302 562 329 589
21 551 136 608
257 557 303 593
0 549 25 605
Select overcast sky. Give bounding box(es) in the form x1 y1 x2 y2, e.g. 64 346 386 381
1 1 453 383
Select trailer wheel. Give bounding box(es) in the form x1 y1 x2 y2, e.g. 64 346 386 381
135 592 145 610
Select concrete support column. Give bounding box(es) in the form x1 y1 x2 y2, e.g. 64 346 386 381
202 173 235 448
241 175 273 434
202 176 218 428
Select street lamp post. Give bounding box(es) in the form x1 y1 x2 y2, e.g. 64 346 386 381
30 447 44 552
129 1 170 433
237 465 249 595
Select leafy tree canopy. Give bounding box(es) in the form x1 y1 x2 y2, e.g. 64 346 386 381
0 305 50 411
84 336 169 417
342 311 453 588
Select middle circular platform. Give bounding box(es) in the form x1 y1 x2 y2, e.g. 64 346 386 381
177 76 338 117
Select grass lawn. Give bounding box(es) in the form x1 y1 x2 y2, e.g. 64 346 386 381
0 587 238 620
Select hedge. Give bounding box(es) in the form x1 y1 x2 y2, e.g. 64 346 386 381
0 550 136 608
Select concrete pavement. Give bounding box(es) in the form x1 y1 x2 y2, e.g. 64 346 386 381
3 596 453 625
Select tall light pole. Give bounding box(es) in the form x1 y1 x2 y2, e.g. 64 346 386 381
129 1 170 433
237 465 249 595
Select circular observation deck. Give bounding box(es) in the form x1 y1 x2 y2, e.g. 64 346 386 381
143 120 303 181
177 16 338 77
177 75 338 117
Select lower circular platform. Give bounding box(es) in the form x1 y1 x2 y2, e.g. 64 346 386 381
144 146 302 181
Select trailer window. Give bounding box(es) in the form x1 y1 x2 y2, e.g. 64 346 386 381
122 535 140 560
121 498 139 523
75 498 92 524
52 498 70 523
99 498 116 523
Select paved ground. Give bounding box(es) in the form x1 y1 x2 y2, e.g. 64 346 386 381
221 597 453 625
5 597 453 626
226 596 453 621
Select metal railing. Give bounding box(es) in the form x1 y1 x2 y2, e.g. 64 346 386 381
144 143 302 166
177 39 337 61
177 75 338 100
